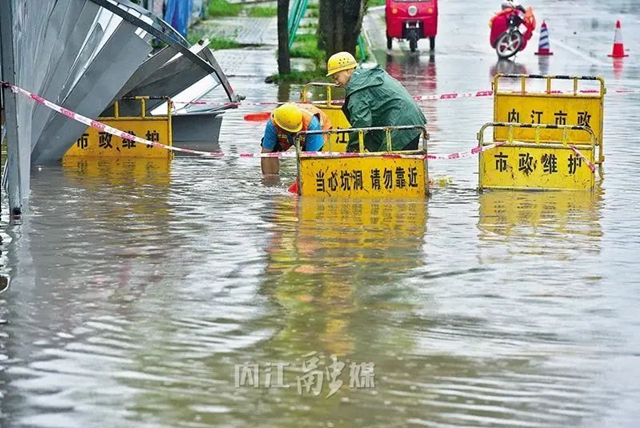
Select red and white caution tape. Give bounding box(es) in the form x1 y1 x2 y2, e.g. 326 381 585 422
172 88 639 108
414 90 495 101
0 80 503 160
425 142 505 160
0 80 593 166
1 81 224 157
569 145 597 173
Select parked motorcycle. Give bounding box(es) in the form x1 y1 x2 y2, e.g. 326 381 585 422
489 6 536 59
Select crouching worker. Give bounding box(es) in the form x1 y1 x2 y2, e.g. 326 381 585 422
261 103 333 175
326 51 426 153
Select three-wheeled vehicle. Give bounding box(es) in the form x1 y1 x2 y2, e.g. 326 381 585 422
385 0 438 52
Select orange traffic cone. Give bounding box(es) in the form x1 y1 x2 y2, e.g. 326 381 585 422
608 20 629 58
535 21 554 55
287 178 299 194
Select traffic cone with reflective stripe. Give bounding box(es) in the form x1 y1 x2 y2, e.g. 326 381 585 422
608 20 629 58
535 21 554 55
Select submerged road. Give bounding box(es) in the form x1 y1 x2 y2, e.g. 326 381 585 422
1 1 639 427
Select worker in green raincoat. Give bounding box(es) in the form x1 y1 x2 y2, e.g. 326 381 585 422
326 51 427 152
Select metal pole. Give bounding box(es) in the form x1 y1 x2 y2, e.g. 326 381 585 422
0 0 24 219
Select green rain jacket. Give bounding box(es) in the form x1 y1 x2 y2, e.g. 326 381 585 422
342 65 427 152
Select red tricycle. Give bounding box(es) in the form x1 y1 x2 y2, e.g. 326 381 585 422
385 0 438 53
489 5 536 59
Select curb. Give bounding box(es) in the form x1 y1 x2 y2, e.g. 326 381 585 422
361 12 379 68
361 30 378 67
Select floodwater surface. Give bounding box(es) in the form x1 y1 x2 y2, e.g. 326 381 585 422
1 0 640 427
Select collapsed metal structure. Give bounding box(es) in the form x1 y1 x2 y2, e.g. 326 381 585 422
0 0 241 218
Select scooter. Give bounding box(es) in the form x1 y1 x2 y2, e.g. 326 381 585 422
489 6 536 59
386 0 438 53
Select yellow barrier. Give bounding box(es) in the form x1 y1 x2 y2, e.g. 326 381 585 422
294 125 430 198
478 122 597 191
301 82 350 152
493 74 605 169
64 97 172 159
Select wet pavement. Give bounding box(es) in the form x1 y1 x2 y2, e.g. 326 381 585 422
1 0 640 427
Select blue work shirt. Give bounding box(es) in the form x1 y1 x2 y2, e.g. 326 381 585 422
262 116 324 151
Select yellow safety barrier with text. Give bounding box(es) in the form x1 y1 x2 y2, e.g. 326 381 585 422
299 156 428 198
493 75 605 149
480 144 595 190
296 125 430 198
64 98 172 159
478 122 597 191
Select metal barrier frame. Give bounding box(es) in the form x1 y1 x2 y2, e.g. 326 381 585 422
477 122 598 191
293 125 430 197
492 74 605 170
300 82 351 151
64 96 173 159
301 82 343 107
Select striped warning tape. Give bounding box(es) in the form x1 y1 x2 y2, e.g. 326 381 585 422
569 145 597 173
0 80 594 168
171 88 639 107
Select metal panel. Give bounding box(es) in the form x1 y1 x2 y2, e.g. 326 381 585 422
90 0 240 103
31 22 152 164
110 45 179 104
171 112 223 148
31 1 102 148
120 47 212 113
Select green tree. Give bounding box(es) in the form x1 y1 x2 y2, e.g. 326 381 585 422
318 0 366 61
277 0 292 74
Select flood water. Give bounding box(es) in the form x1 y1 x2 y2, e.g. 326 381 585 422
2 0 640 427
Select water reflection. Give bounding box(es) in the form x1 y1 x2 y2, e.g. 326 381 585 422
0 156 275 428
61 157 172 187
385 53 439 132
386 52 437 94
490 59 528 78
219 196 432 425
261 196 428 357
477 189 603 262
538 55 551 75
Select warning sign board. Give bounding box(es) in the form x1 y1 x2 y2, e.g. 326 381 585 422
299 156 429 198
493 75 604 150
64 99 172 159
479 144 595 190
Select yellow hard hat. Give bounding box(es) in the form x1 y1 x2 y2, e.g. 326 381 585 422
326 51 357 76
272 103 303 133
